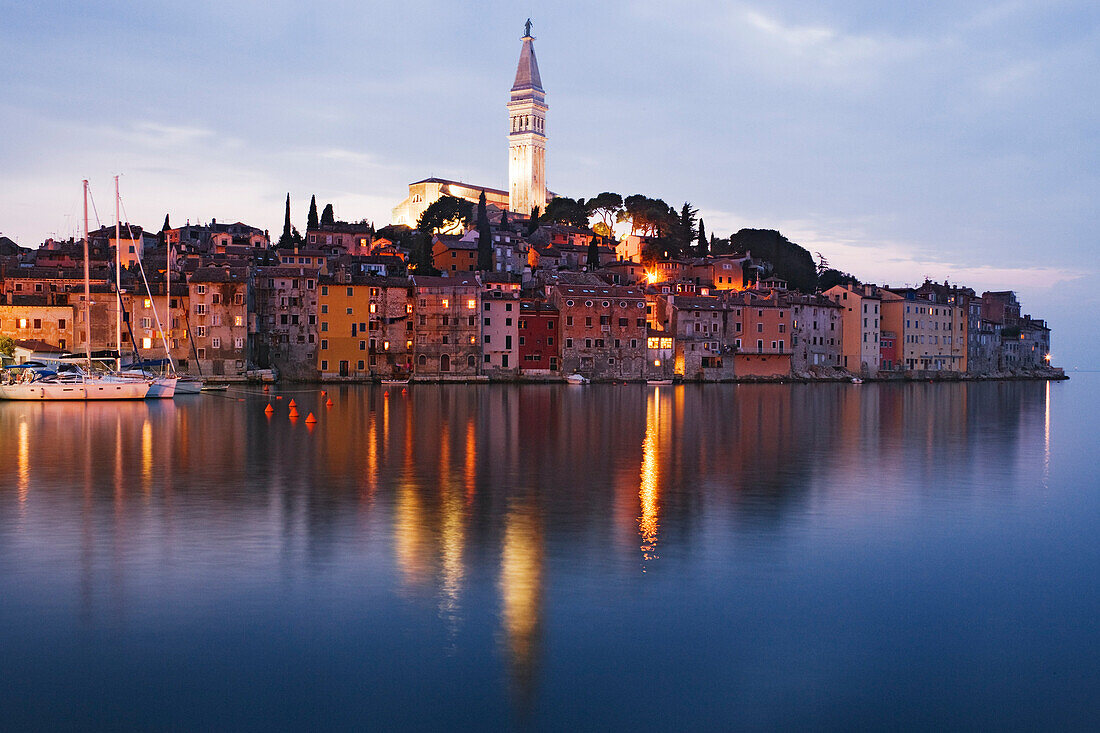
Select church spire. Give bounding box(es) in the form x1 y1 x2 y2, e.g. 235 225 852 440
508 21 547 217
512 21 543 93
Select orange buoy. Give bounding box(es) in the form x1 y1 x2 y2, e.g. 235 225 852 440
263 385 269 392
276 395 283 400
326 398 333 407
304 412 317 423
320 390 327 396
288 408 299 418
264 404 274 414
402 388 408 394
384 390 389 397
288 399 296 408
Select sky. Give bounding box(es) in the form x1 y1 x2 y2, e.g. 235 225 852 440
2 0 1098 365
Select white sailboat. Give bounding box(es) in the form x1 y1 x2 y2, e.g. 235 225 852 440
0 181 151 401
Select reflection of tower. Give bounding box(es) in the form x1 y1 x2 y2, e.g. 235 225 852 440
507 22 547 217
499 498 543 713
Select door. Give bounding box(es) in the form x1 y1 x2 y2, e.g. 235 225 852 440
339 360 349 377
440 354 450 372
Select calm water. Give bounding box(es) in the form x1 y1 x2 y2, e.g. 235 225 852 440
1 377 1097 730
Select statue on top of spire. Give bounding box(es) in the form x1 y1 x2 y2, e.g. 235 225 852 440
524 18 532 37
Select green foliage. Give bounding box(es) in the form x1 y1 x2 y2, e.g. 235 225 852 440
696 219 707 257
817 268 859 292
278 194 293 247
0 335 14 358
729 229 817 292
417 196 473 234
320 204 335 226
307 195 319 230
586 192 623 237
409 231 439 275
161 213 171 232
477 191 492 271
527 206 541 235
540 196 589 228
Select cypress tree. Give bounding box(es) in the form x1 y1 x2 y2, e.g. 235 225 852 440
500 209 510 231
307 195 319 230
321 203 335 226
697 219 707 257
527 206 541 235
586 236 599 270
476 191 492 271
280 194 292 247
162 213 171 232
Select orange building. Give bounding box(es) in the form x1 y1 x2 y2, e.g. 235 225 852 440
317 276 412 379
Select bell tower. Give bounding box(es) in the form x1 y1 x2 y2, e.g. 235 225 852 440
508 20 547 218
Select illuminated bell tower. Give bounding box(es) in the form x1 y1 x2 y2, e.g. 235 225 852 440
508 20 547 218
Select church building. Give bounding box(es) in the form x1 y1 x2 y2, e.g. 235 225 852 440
391 22 553 228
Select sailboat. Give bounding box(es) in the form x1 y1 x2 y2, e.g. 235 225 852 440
110 176 177 398
0 180 150 400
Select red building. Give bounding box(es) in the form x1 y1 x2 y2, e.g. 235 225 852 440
880 330 899 370
518 300 559 372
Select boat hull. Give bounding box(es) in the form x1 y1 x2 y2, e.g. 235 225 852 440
0 379 150 400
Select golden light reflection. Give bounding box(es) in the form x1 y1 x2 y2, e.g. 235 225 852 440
394 483 430 588
439 484 465 632
639 389 661 563
366 412 378 497
500 500 543 706
141 419 152 493
465 418 476 504
17 420 29 503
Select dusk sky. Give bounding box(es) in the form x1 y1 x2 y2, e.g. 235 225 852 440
3 1 1097 364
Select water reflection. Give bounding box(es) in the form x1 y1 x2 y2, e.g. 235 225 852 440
0 379 1066 727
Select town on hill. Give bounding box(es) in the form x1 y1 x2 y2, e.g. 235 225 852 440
0 23 1057 383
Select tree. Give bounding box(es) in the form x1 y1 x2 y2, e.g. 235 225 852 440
417 195 473 235
409 230 438 275
527 206 541 235
586 237 600 270
586 192 623 238
307 195 319 230
320 203 335 226
161 213 171 232
729 229 817 292
540 196 588 228
817 268 859 291
696 219 708 257
278 194 293 248
0 335 14 359
676 202 698 257
477 191 492 271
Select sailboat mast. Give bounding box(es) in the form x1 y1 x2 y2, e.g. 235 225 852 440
166 222 175 374
83 179 92 370
115 175 122 368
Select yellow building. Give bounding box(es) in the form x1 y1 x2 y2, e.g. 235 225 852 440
317 276 412 379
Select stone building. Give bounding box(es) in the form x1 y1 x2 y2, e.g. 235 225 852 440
187 266 250 377
253 266 319 380
481 276 521 376
548 284 647 380
785 292 843 372
410 275 482 378
518 300 559 374
651 294 736 380
316 275 412 380
0 303 74 352
824 284 881 376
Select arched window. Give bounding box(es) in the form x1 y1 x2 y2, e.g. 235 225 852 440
467 354 476 368
417 354 426 366
440 354 451 372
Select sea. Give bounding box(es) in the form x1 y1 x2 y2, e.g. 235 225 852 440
1 376 1097 730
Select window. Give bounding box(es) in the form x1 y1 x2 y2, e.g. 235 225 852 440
196 285 206 295
235 337 244 349
234 316 243 327
442 298 449 308
321 339 328 350
195 304 206 315
212 337 221 349
321 322 328 332
196 326 206 337
566 338 573 348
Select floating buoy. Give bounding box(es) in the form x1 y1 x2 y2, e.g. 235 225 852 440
401 388 408 394
264 404 274 415
384 390 389 397
288 399 296 408
288 407 299 418
320 390 327 396
276 395 283 400
305 412 317 424
263 385 269 392
325 398 333 407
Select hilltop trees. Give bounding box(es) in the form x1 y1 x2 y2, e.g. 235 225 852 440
696 219 707 257
307 195 319 230
586 192 623 238
476 191 492 271
540 196 589 228
728 229 817 292
277 194 303 248
320 203 335 226
417 195 473 235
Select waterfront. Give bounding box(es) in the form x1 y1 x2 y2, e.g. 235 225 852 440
1 377 1097 729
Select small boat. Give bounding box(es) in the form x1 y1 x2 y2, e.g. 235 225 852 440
565 373 589 384
647 379 673 385
381 378 410 385
851 377 863 384
174 377 203 394
0 364 150 401
200 383 229 392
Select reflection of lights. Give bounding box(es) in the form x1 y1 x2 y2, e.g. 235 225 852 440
439 486 465 628
465 419 476 503
639 391 660 562
141 419 152 491
17 420 29 503
500 502 542 693
394 484 429 588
